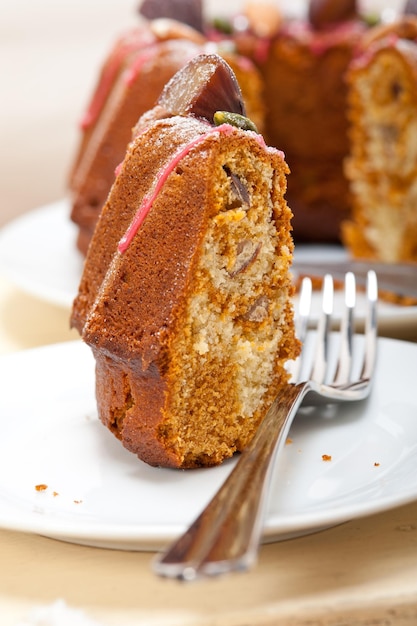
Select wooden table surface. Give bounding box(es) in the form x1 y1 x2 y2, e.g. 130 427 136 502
1 1 416 624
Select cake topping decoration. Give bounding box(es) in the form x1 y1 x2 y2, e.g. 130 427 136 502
211 16 234 36
244 1 283 39
158 53 245 123
214 111 258 133
139 0 204 33
404 0 417 15
308 0 357 30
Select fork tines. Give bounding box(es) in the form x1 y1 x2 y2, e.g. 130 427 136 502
293 270 378 388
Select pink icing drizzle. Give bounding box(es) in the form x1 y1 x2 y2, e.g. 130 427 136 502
280 19 365 56
114 161 123 177
351 33 400 70
118 123 235 253
253 37 272 64
80 29 155 130
123 44 160 86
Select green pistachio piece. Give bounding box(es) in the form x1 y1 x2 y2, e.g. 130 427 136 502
211 16 234 35
362 12 380 27
213 111 258 133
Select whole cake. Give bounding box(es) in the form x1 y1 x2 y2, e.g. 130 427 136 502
342 17 417 262
71 54 299 469
69 0 377 253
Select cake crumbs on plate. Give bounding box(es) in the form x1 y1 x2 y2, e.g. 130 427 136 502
322 454 332 462
35 484 48 492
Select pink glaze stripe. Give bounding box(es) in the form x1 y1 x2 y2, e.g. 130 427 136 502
254 38 271 65
123 44 160 86
118 123 235 253
80 29 155 130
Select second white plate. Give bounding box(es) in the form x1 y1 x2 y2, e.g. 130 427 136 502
0 200 83 307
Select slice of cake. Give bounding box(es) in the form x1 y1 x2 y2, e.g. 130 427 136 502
71 54 299 469
342 17 417 262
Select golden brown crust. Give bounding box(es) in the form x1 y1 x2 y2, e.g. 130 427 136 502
94 352 180 467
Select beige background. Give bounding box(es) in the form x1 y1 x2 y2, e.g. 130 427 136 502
1 0 134 227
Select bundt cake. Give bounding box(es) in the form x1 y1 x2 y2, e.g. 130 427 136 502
70 54 299 469
342 17 417 262
69 0 376 253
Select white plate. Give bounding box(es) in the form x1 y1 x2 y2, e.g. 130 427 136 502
0 337 417 551
292 245 417 333
0 200 83 308
0 200 416 328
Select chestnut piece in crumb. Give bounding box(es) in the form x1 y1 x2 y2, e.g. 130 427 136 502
244 295 269 322
224 166 250 209
158 54 245 123
229 241 261 277
308 0 357 30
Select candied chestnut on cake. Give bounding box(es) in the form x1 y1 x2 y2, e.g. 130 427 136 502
308 0 358 30
71 54 299 469
139 0 204 33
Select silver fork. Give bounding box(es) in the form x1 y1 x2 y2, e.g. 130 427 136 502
153 271 378 581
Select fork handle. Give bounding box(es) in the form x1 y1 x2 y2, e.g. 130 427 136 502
153 381 310 580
